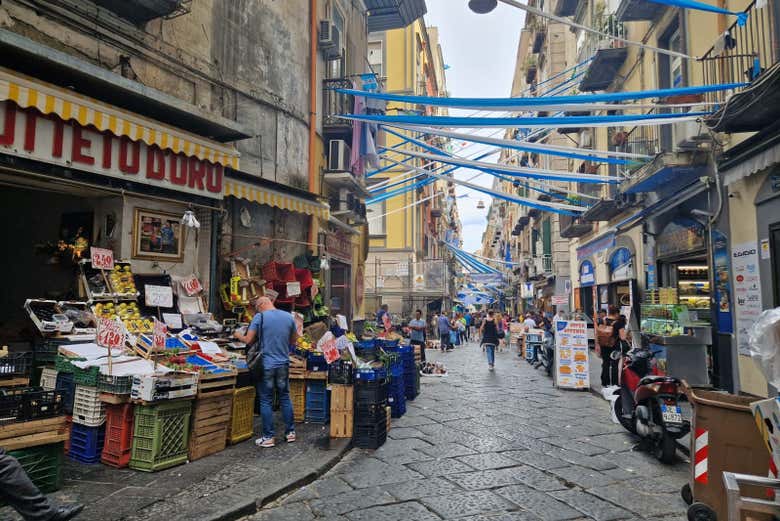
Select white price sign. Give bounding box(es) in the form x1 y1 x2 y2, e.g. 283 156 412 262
90 247 114 271
97 317 125 350
144 284 174 308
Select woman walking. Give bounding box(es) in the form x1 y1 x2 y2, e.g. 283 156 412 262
479 310 501 371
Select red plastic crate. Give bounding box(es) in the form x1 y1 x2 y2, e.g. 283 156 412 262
294 268 314 289
102 403 134 455
101 450 131 469
262 261 295 282
295 294 312 307
265 281 295 304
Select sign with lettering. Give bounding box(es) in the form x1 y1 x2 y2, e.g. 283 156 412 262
554 320 589 390
144 284 174 308
181 275 203 296
97 317 125 350
90 247 114 270
0 101 224 199
732 241 762 355
152 318 167 350
286 281 301 297
325 230 352 264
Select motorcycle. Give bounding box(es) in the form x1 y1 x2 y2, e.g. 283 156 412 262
612 343 690 463
535 331 554 377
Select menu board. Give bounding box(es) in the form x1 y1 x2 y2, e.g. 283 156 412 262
554 320 590 390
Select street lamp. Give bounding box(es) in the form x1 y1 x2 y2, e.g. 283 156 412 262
468 0 498 14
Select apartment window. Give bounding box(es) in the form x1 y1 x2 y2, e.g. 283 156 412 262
542 218 552 256
368 200 386 236
327 3 347 78
658 19 686 150
368 41 383 77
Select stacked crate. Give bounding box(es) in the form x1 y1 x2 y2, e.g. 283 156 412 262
353 375 388 449
69 422 105 463
290 379 306 422
304 380 329 423
130 400 192 472
329 384 353 438
387 358 406 418
400 344 417 401
189 392 232 461
101 403 134 468
227 386 255 444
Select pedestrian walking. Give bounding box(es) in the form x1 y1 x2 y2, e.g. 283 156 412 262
376 304 389 328
409 309 427 362
479 310 501 371
523 312 537 331
596 305 627 388
234 296 298 448
0 448 83 520
437 312 452 351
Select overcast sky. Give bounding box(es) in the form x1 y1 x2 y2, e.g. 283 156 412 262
424 1 525 253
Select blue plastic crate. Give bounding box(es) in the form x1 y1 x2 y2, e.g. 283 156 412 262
390 399 406 418
357 339 376 349
355 367 387 382
306 352 327 372
304 406 329 423
69 423 105 464
55 373 75 415
377 338 400 349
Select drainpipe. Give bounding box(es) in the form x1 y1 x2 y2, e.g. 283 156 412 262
308 0 318 252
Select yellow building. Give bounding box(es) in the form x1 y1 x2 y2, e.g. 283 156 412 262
364 19 459 317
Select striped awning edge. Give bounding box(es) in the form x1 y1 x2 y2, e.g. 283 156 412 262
224 179 330 219
0 67 240 169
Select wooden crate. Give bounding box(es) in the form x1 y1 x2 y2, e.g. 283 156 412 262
198 369 237 398
330 385 354 411
289 356 306 380
330 410 353 438
0 377 31 388
386 406 391 432
0 417 70 450
188 394 232 461
304 371 327 380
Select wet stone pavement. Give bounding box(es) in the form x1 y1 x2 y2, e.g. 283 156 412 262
249 342 689 521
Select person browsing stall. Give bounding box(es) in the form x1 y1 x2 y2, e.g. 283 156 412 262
234 296 298 448
408 309 427 362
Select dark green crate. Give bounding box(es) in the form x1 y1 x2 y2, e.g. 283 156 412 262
73 366 100 386
130 400 192 472
97 374 133 395
55 354 85 374
8 443 64 493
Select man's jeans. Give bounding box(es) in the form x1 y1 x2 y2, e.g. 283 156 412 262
257 365 295 439
484 343 496 366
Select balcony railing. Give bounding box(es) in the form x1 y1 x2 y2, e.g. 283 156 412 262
323 78 354 132
700 0 777 105
578 11 629 91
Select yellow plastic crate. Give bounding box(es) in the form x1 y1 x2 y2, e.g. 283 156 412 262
228 386 255 444
291 380 305 422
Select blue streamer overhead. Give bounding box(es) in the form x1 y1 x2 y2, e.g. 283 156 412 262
646 0 748 25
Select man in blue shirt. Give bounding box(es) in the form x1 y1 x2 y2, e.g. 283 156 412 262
408 309 427 362
437 312 452 351
376 304 389 327
234 296 298 448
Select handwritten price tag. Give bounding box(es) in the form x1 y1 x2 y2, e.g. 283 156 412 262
322 337 340 364
145 285 174 308
97 317 125 349
182 275 203 296
90 247 114 270
153 318 167 350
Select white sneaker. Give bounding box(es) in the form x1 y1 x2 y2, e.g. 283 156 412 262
286 432 297 443
255 437 275 448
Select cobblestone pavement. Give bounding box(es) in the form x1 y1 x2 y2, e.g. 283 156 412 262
250 342 690 521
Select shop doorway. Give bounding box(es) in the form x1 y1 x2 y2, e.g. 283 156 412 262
329 260 351 321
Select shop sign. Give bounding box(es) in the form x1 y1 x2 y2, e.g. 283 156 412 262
732 241 762 355
145 284 174 308
579 260 595 286
181 275 203 296
521 282 534 299
554 320 590 390
551 295 568 305
96 317 125 350
152 318 167 350
609 248 633 281
712 230 733 334
656 218 705 259
325 230 352 264
90 247 114 271
577 233 616 261
0 101 224 199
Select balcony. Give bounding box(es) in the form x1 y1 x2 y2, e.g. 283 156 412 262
92 0 191 24
531 255 554 277
559 214 593 238
616 0 666 22
579 14 628 92
323 79 355 139
554 0 578 17
621 151 709 196
365 0 427 32
702 1 779 133
532 29 547 54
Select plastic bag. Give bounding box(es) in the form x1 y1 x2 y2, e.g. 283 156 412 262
747 307 780 388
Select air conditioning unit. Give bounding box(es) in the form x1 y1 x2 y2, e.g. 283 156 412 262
328 140 351 171
319 20 341 60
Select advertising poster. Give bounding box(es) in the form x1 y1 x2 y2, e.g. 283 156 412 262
711 230 733 334
555 320 589 390
732 241 762 355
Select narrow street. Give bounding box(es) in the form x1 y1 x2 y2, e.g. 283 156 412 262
252 343 689 521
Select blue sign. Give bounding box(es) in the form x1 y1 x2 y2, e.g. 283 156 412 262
579 260 595 287
712 229 733 334
647 264 657 289
577 233 616 261
609 248 632 273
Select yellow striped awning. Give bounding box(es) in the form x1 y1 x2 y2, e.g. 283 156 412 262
0 66 240 169
224 178 330 219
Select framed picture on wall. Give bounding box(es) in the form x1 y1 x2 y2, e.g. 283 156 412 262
132 208 184 262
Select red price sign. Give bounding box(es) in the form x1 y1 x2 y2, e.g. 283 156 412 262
182 275 203 296
322 337 340 364
90 247 114 271
153 319 167 350
97 317 125 349
382 313 392 332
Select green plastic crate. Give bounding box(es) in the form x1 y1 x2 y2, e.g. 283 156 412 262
130 400 192 472
73 366 100 386
55 354 85 374
8 443 64 493
97 374 133 395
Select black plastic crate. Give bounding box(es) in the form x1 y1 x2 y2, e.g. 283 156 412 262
354 403 386 425
355 380 388 405
0 352 33 378
55 373 75 415
0 387 64 424
327 360 354 384
354 420 387 449
34 338 69 364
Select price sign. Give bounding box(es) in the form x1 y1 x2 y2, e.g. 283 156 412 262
182 275 203 296
292 312 304 337
96 317 125 350
90 247 114 270
145 285 174 308
321 336 340 364
382 312 392 332
286 281 301 297
153 318 167 350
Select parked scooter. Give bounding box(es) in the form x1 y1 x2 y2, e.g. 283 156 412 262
612 342 690 463
535 331 554 377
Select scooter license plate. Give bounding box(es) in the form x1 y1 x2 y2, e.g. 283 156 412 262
661 405 683 424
